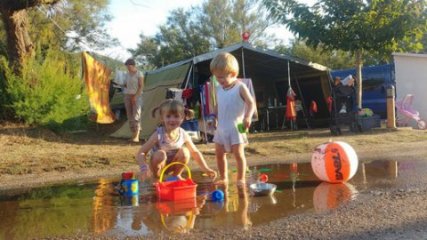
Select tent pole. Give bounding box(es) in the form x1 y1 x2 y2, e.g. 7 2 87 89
200 89 208 144
241 48 246 78
184 63 193 89
287 61 293 130
294 76 311 129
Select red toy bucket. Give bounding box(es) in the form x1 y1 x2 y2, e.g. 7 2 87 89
155 162 197 201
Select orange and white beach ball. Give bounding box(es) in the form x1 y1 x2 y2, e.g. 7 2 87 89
311 141 358 183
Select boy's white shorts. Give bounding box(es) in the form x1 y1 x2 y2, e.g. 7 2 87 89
213 127 248 152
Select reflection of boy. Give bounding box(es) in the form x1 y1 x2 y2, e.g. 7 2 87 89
222 183 252 229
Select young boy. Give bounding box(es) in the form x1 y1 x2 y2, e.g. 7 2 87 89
210 52 256 185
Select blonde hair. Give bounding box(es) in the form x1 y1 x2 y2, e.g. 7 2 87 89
210 52 239 75
151 99 191 122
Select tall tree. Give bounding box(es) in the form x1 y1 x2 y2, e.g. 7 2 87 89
0 0 60 73
29 0 117 53
131 0 273 68
264 0 427 108
275 40 356 69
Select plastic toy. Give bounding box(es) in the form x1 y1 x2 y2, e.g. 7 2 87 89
155 162 197 201
259 173 268 183
311 141 358 183
119 171 139 196
210 190 224 201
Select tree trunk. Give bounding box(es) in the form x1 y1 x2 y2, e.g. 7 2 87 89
1 8 34 74
355 49 363 109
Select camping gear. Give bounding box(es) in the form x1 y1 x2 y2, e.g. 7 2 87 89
119 172 139 196
155 162 197 201
311 141 358 183
249 183 277 196
82 52 115 124
329 80 360 135
396 94 426 129
111 42 331 139
181 119 201 142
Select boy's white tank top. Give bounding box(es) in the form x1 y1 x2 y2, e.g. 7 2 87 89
216 81 245 130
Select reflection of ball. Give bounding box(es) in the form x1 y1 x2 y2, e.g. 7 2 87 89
311 141 358 183
313 182 357 213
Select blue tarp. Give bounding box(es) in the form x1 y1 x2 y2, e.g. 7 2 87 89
331 64 395 119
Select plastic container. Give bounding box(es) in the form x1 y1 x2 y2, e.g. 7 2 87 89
237 122 248 133
120 179 139 196
259 174 269 183
181 120 199 131
357 114 381 131
121 171 134 180
155 162 197 201
210 190 224 201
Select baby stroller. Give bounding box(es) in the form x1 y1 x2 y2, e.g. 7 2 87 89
329 82 360 135
396 94 426 130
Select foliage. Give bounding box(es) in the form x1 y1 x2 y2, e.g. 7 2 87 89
263 0 427 107
28 0 118 53
264 0 427 56
275 40 355 69
1 50 89 130
130 0 273 68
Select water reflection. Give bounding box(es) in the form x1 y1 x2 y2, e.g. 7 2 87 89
92 179 117 234
313 182 357 213
2 159 424 239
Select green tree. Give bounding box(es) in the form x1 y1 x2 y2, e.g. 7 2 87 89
29 0 118 53
131 0 273 68
264 0 427 108
275 40 355 69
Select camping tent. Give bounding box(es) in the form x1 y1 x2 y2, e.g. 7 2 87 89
111 42 332 139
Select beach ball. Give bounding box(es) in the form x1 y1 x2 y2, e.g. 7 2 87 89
311 141 358 183
313 182 357 213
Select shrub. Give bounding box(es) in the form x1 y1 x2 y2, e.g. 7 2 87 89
2 51 89 130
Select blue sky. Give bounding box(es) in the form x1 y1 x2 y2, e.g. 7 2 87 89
101 0 315 61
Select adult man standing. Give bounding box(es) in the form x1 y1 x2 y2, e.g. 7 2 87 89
124 58 144 142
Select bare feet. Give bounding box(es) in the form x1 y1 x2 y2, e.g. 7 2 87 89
236 179 246 186
214 178 229 185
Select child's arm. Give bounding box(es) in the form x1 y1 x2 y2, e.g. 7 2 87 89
183 132 217 178
240 84 256 129
135 132 157 170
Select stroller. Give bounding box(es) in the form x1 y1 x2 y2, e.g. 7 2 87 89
329 83 360 135
396 94 426 130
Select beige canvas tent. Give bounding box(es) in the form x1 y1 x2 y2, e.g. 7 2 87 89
111 42 332 139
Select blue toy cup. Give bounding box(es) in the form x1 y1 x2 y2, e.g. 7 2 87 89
211 190 224 201
165 176 179 182
120 179 139 196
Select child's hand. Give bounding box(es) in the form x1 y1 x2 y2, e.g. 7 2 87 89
243 117 252 130
205 168 217 179
139 163 151 180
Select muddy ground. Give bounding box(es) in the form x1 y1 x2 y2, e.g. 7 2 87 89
2 123 427 239
1 122 427 191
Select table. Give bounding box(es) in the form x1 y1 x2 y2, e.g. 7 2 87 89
260 106 286 131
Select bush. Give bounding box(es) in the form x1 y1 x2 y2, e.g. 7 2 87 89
2 51 89 130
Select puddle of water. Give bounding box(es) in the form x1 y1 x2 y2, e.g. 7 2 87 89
0 160 426 239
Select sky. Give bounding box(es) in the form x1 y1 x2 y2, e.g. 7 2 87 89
101 0 315 61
